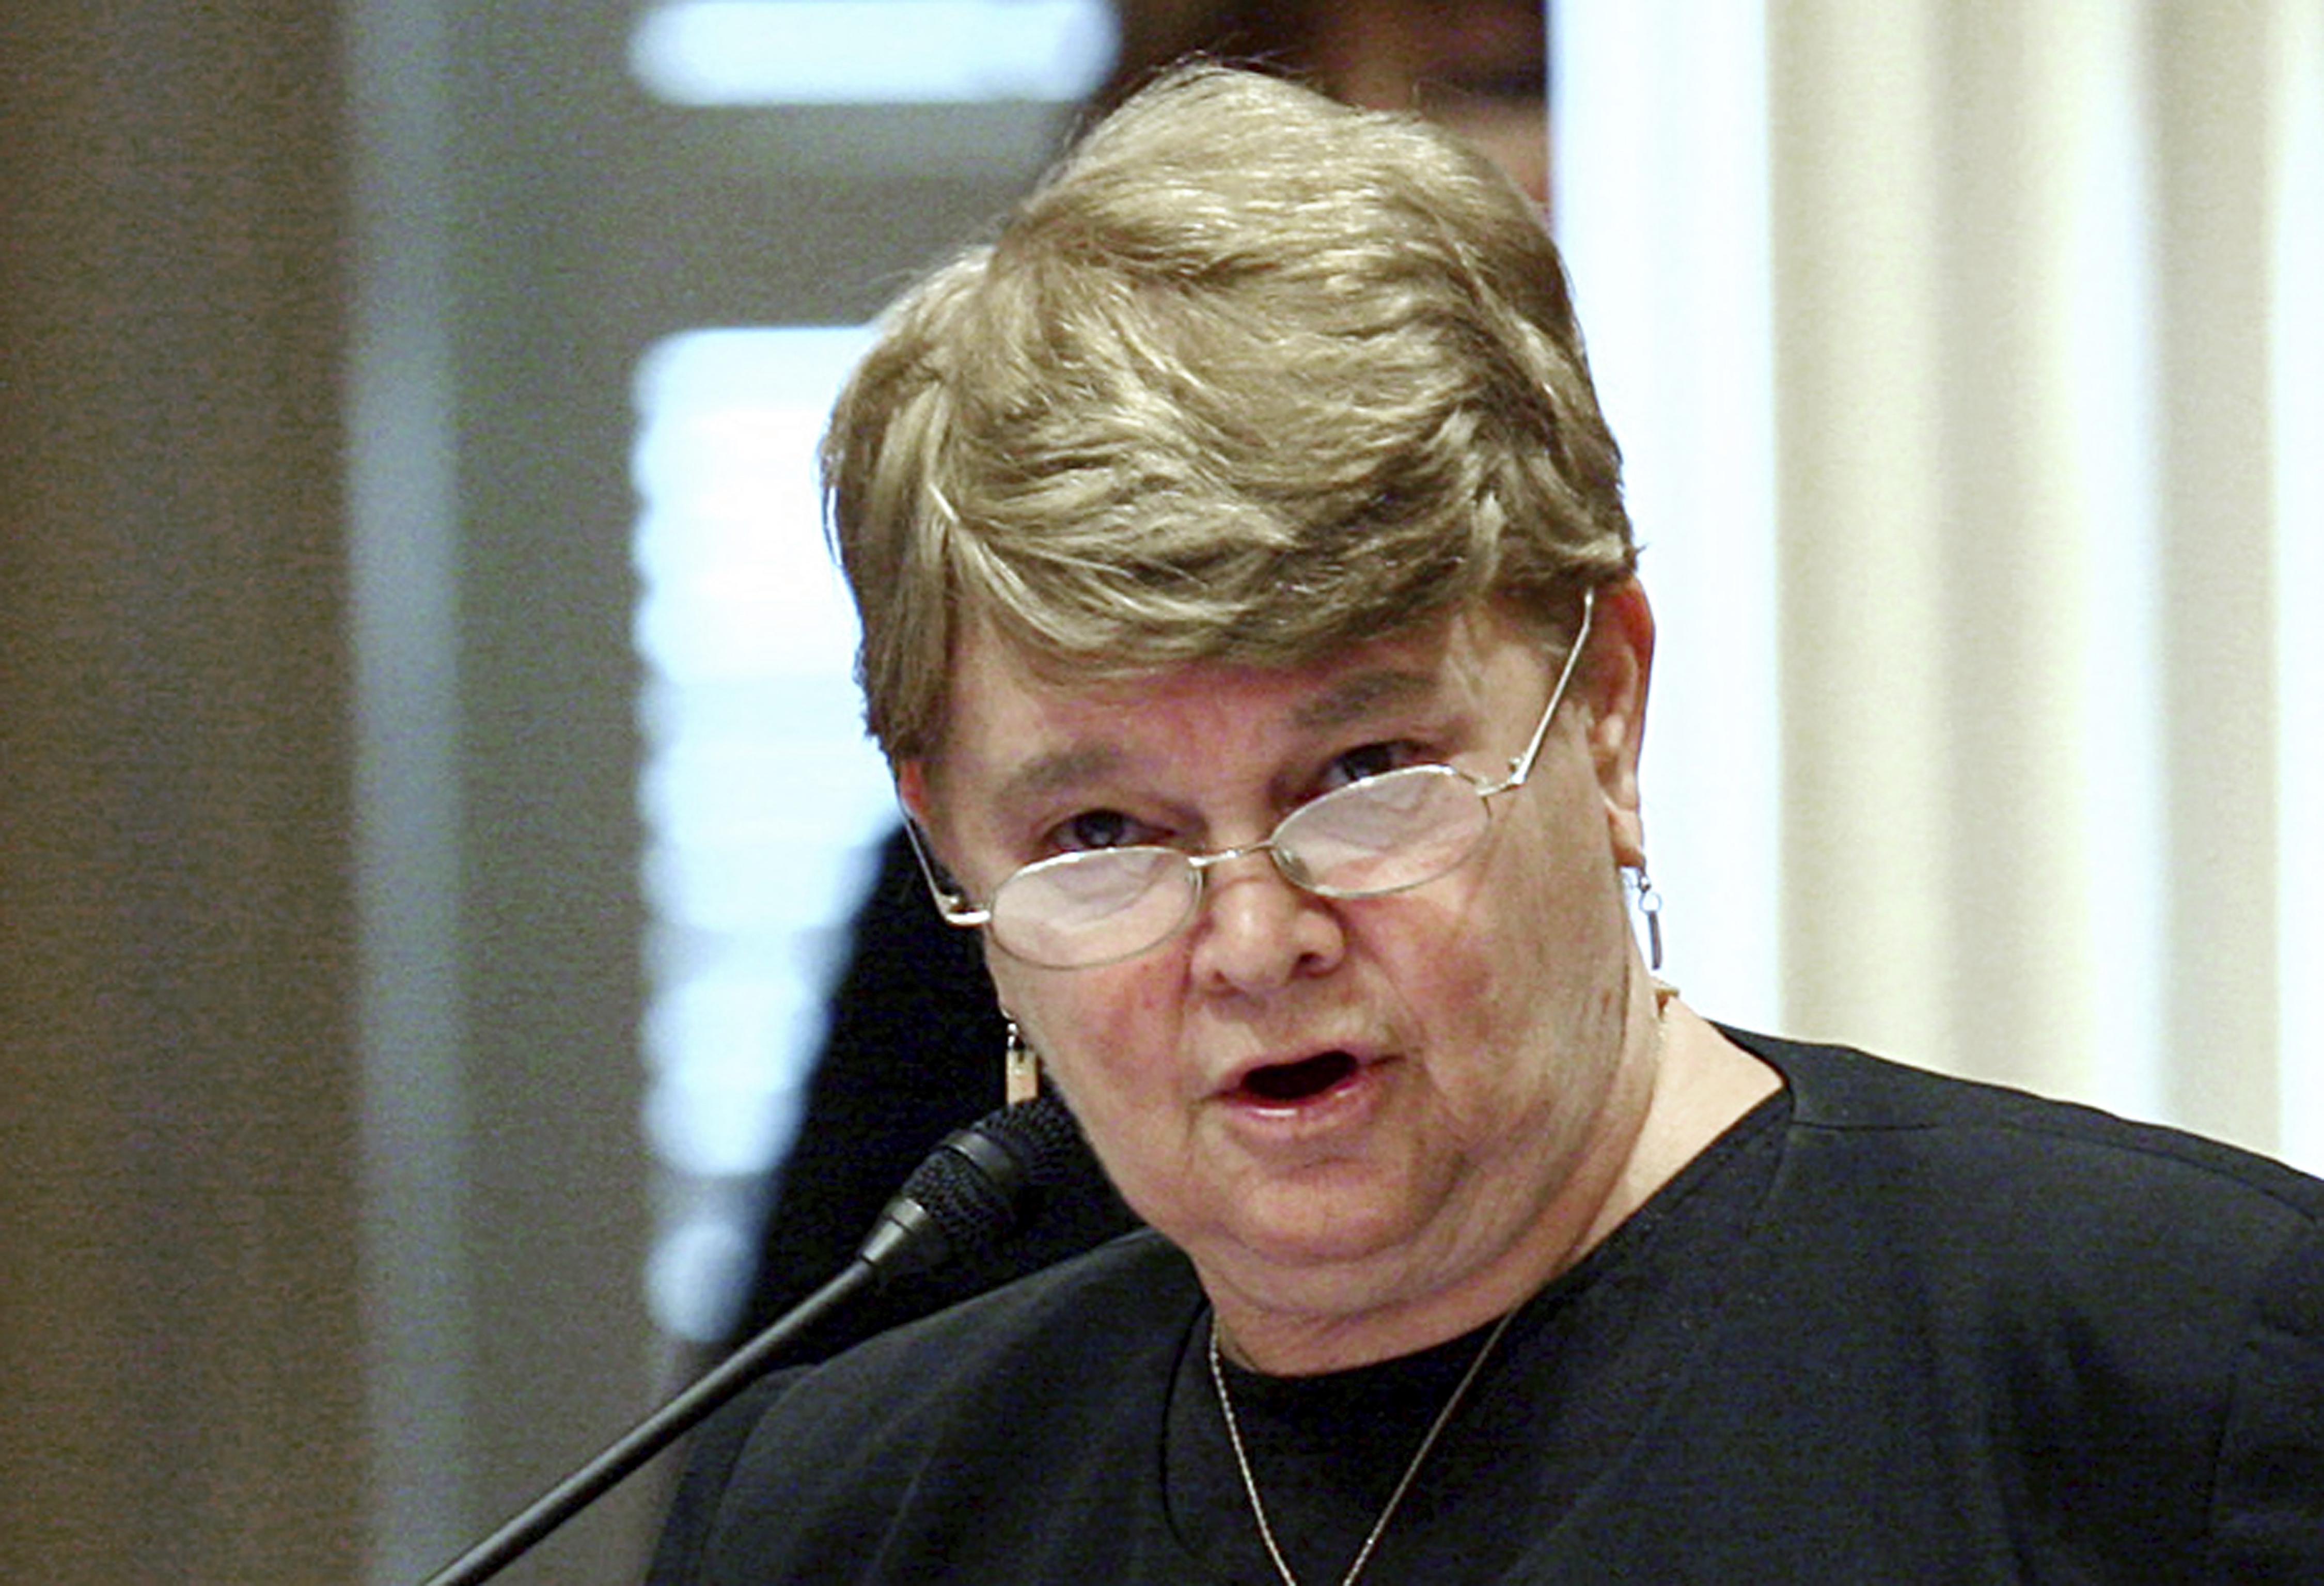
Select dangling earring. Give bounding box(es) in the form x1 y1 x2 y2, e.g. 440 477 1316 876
1003 1018 1040 1106
1630 866 1665 973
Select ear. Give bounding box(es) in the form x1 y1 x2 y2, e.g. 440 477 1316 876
1579 578 1654 868
896 758 978 918
897 759 934 830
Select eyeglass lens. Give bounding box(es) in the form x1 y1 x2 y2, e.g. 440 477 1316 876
986 765 1494 967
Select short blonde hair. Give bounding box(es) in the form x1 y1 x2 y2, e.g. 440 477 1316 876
825 64 1633 763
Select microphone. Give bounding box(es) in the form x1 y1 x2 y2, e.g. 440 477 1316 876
417 1092 1082 1586
855 1085 1082 1280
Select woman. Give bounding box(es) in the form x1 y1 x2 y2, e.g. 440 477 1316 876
654 67 2321 1584
723 0 1551 1363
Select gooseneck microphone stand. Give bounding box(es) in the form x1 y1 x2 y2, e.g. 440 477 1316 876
415 1093 1081 1586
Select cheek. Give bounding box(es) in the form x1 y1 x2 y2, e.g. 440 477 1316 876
989 954 1181 1106
995 958 1204 1222
1369 895 1498 1020
1397 806 1626 1035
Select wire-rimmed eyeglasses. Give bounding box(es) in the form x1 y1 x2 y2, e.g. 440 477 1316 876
907 588 1596 970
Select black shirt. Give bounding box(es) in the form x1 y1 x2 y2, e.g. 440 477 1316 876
652 1033 2324 1583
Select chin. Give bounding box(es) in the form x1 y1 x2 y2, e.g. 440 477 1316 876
1202 1179 1440 1280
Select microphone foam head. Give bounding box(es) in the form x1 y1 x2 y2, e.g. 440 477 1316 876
867 1093 1085 1276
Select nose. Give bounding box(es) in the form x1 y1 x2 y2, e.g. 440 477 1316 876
1186 847 1345 997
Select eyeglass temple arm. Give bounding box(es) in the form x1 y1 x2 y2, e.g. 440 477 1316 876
900 812 992 928
1491 585 1597 793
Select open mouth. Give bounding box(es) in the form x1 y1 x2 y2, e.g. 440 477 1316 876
1237 1050 1361 1105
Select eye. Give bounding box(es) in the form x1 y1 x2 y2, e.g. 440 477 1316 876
1318 741 1426 793
1046 807 1160 854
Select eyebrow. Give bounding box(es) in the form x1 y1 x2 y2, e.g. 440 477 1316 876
1288 668 1441 732
988 666 1445 810
995 743 1124 808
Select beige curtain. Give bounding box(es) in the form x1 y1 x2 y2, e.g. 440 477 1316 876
1561 1 2321 1168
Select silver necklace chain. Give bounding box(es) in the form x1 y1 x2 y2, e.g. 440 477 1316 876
1206 1306 1519 1586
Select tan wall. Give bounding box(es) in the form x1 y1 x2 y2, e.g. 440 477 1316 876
0 4 368 1581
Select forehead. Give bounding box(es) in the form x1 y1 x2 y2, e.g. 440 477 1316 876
921 603 1540 804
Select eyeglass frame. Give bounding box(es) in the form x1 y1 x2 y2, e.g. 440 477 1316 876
902 586 1598 970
